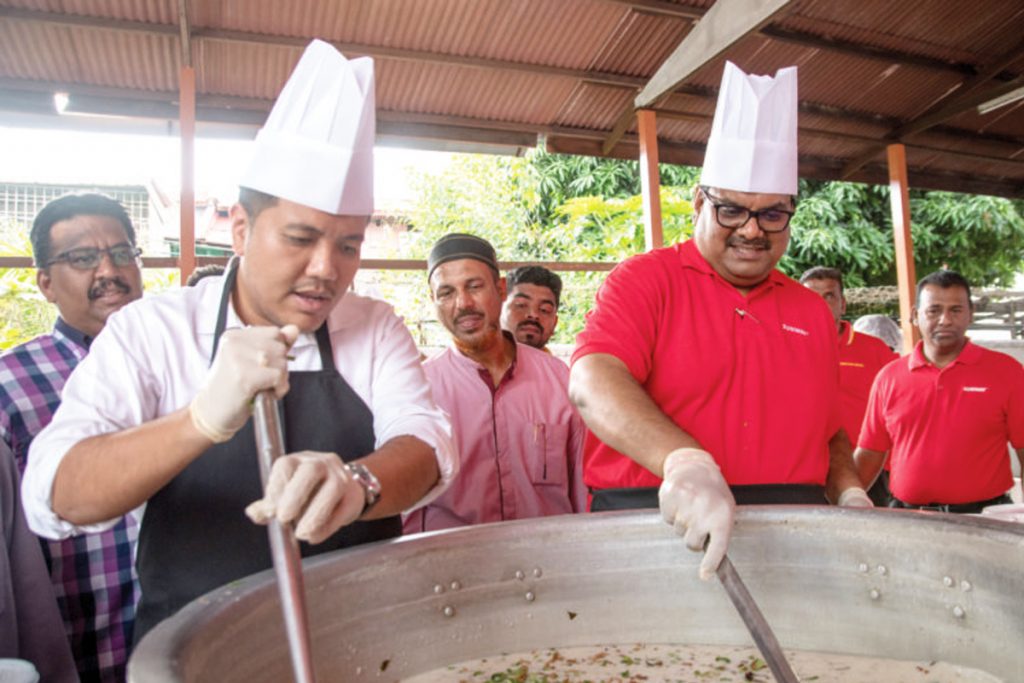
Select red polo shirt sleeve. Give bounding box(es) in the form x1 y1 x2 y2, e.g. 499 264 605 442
858 361 898 453
572 249 668 383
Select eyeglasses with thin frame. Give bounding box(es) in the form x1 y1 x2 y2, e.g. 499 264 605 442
700 187 795 233
45 244 142 271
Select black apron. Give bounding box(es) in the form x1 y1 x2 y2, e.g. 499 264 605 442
133 262 400 643
590 483 828 511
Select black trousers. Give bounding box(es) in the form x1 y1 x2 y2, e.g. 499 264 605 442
888 493 1012 514
590 484 828 511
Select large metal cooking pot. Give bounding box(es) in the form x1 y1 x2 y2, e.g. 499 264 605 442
130 508 1024 681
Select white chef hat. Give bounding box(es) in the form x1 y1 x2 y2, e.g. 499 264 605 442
700 61 798 196
240 39 375 216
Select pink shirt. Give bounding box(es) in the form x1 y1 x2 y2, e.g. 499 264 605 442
404 339 586 533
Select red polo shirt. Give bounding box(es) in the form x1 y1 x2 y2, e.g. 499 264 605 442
837 321 897 445
859 341 1024 505
572 239 841 491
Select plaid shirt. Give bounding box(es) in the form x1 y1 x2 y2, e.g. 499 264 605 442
1 318 139 683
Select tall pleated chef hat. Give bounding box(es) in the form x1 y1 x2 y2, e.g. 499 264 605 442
239 39 375 216
700 61 798 196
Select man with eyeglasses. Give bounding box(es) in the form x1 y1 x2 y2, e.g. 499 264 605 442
22 41 455 646
855 270 1024 514
0 192 142 681
570 61 871 581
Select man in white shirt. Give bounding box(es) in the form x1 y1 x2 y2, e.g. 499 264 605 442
22 40 456 642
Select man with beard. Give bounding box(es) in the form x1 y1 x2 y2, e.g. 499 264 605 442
855 270 1024 512
0 192 142 681
569 62 870 581
22 40 456 644
403 234 585 532
501 266 562 352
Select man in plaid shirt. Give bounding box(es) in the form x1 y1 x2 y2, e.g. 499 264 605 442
1 193 143 682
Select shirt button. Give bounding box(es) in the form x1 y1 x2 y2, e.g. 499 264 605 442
742 421 748 428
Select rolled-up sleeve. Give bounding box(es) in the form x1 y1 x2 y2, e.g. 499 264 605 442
22 307 154 539
346 298 457 512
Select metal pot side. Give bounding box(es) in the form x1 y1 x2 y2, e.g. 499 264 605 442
129 507 1024 682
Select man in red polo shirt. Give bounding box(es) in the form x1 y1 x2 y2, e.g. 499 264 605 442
855 270 1024 512
800 266 897 505
569 61 870 581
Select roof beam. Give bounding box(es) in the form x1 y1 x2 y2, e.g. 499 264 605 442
177 0 192 67
0 7 642 89
602 0 706 20
4 76 1021 156
636 0 793 109
602 0 792 154
840 38 1024 178
3 6 1017 95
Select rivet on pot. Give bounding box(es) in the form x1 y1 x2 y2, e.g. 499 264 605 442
858 563 869 573
876 565 887 576
960 580 972 593
433 584 445 595
355 667 363 676
942 576 954 587
525 591 536 602
533 567 543 578
442 605 455 617
869 588 881 601
952 605 966 619
515 570 525 581
450 580 462 591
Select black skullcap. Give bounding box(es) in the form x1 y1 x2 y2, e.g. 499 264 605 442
427 233 499 281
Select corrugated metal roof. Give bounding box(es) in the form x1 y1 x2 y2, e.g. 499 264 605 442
0 0 1021 196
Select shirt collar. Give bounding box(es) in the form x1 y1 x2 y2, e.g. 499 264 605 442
909 339 979 370
678 239 786 295
54 317 92 350
194 270 318 353
838 320 855 345
448 330 519 384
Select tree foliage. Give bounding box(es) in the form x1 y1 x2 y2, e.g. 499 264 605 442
404 149 1024 343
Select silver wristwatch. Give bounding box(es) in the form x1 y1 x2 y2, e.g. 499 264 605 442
345 462 381 514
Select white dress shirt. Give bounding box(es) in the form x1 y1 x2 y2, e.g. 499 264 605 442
22 273 457 539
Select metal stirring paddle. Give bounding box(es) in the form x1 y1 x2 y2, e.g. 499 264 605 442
253 392 317 683
716 553 799 683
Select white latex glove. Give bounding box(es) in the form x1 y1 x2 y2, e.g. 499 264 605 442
189 325 300 443
837 486 874 508
245 451 365 544
659 448 736 581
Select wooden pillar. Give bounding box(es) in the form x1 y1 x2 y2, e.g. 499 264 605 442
887 143 919 354
179 65 197 285
637 109 664 251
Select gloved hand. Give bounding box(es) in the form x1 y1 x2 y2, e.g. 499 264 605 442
189 325 300 443
837 486 874 508
659 448 736 581
245 451 365 543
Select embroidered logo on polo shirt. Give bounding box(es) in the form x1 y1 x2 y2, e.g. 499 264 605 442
840 361 865 368
963 386 988 393
781 324 809 336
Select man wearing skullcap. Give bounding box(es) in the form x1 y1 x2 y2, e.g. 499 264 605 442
23 39 456 643
403 234 585 532
570 62 870 581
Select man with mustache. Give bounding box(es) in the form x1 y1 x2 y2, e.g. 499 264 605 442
402 234 585 532
501 266 562 352
569 62 871 581
855 270 1024 513
0 192 142 681
23 40 456 644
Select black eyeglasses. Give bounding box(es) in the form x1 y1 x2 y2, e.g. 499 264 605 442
45 244 142 271
701 188 794 233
